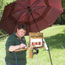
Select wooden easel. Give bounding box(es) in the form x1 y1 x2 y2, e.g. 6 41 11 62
15 33 43 59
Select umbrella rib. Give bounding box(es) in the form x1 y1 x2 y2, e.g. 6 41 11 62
15 10 26 21
32 6 45 11
29 13 40 32
32 0 40 8
16 4 27 9
35 7 51 24
32 11 40 16
44 0 50 6
14 8 26 14
32 6 49 16
32 0 44 8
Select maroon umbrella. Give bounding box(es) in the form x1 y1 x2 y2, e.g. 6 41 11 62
0 0 63 34
11 0 63 33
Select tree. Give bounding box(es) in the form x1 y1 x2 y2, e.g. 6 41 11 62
62 0 65 10
0 0 4 18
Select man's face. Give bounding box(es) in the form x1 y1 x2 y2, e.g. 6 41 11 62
17 28 26 37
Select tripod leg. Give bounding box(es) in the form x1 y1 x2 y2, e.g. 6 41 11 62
43 39 53 65
36 54 39 65
33 48 39 65
48 46 53 65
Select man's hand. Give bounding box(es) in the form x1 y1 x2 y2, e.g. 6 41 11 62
20 43 27 49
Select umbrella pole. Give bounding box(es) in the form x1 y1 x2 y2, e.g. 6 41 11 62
48 46 53 65
31 12 53 65
28 6 40 32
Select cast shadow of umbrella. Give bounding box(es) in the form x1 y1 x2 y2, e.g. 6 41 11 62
45 33 65 49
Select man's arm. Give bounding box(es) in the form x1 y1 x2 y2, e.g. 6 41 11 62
9 45 20 52
9 43 27 52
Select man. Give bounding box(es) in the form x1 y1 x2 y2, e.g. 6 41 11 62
5 24 27 65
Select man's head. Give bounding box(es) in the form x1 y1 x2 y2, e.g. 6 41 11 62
16 24 27 38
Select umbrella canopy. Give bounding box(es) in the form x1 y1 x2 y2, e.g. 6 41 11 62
0 0 63 34
12 0 63 32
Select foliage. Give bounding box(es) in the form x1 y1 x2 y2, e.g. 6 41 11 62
0 0 15 18
54 0 65 24
62 0 65 9
0 0 4 18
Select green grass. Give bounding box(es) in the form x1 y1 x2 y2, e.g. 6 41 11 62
0 25 65 65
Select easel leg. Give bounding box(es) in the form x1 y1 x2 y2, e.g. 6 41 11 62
36 54 39 65
48 46 53 65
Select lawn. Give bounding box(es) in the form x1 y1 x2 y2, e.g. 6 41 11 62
0 25 65 65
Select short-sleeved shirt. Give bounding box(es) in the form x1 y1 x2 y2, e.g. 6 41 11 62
5 33 27 65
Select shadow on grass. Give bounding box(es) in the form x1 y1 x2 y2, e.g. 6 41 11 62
45 33 65 49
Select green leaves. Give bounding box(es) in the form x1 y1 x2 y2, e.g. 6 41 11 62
62 0 65 9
